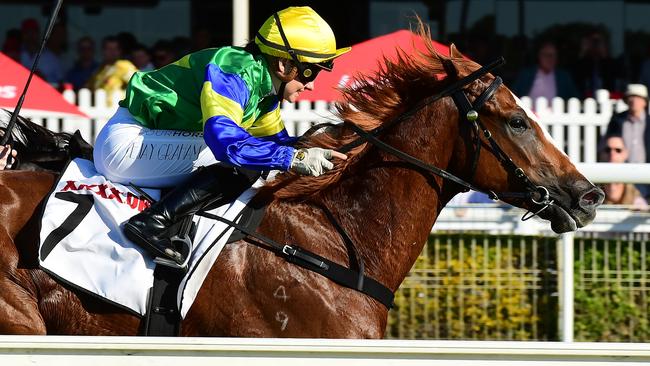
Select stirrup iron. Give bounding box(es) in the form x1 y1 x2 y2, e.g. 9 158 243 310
153 216 193 271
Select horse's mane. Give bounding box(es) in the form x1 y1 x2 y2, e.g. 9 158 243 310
0 109 72 154
262 23 479 200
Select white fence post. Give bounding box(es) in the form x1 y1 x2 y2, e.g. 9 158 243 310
566 98 582 162
583 98 598 163
232 0 249 47
558 231 575 342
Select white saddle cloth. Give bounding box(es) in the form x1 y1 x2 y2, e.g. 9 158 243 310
39 158 259 317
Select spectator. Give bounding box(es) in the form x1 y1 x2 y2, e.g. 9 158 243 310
20 18 64 86
86 35 137 103
151 40 176 68
598 135 648 209
604 84 650 197
571 31 621 98
65 36 98 90
0 145 17 170
605 84 650 164
511 41 579 107
2 28 22 62
131 43 153 71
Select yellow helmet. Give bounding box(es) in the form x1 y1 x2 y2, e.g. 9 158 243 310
255 6 350 64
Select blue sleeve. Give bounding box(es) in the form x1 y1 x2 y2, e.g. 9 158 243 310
201 64 249 126
204 115 295 171
259 129 300 146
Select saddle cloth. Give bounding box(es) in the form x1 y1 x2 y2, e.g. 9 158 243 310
38 158 259 317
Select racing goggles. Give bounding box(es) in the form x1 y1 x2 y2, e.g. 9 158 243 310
274 13 333 84
295 59 334 83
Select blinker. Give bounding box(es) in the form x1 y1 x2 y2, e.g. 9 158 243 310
466 110 478 121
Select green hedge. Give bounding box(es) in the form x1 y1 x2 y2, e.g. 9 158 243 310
386 234 650 341
386 233 557 340
574 238 650 341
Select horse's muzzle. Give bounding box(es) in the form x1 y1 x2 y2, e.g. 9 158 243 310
539 178 605 233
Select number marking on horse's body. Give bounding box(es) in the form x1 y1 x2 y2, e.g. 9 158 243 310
275 311 289 331
273 285 289 302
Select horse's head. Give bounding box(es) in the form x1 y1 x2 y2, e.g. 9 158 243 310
443 46 604 233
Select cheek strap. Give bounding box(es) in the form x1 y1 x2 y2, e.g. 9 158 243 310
277 81 287 101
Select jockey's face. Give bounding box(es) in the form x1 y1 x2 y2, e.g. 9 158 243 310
274 58 315 103
283 78 314 103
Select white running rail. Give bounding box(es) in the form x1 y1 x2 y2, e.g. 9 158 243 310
2 336 650 365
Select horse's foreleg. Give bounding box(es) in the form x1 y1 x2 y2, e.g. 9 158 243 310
0 230 46 335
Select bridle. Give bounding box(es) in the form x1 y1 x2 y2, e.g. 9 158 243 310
332 57 555 221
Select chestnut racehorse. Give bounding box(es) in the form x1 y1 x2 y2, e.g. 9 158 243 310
0 34 603 336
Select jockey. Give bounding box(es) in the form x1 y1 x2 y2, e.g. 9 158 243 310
93 6 349 265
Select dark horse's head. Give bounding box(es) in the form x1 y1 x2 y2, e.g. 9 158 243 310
263 27 603 234
0 109 93 172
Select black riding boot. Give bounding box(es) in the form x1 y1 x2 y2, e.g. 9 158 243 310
124 164 261 265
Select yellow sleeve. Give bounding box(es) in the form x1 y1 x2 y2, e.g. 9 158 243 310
247 103 285 137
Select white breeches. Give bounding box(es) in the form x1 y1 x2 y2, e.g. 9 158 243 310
93 107 218 188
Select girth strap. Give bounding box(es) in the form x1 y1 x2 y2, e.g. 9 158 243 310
197 210 395 309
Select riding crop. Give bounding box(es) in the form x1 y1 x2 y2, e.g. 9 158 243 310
0 0 64 167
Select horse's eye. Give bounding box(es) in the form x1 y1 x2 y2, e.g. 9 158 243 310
508 117 527 132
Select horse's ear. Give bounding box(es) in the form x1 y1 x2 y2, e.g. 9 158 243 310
449 44 464 59
69 130 94 161
441 58 458 79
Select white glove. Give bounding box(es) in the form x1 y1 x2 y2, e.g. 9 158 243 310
290 147 337 177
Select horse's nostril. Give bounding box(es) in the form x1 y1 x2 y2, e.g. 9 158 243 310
580 187 605 207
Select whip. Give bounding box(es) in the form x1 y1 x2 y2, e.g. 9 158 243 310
1 0 64 166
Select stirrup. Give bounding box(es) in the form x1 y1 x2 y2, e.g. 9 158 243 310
153 216 194 271
153 234 192 271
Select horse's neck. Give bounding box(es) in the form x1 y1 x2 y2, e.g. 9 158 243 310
322 108 460 290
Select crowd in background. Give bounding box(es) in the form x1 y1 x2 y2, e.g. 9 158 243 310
1 18 218 95
3 17 650 210
3 17 650 101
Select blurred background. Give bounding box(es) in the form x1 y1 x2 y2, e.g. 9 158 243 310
4 0 650 95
